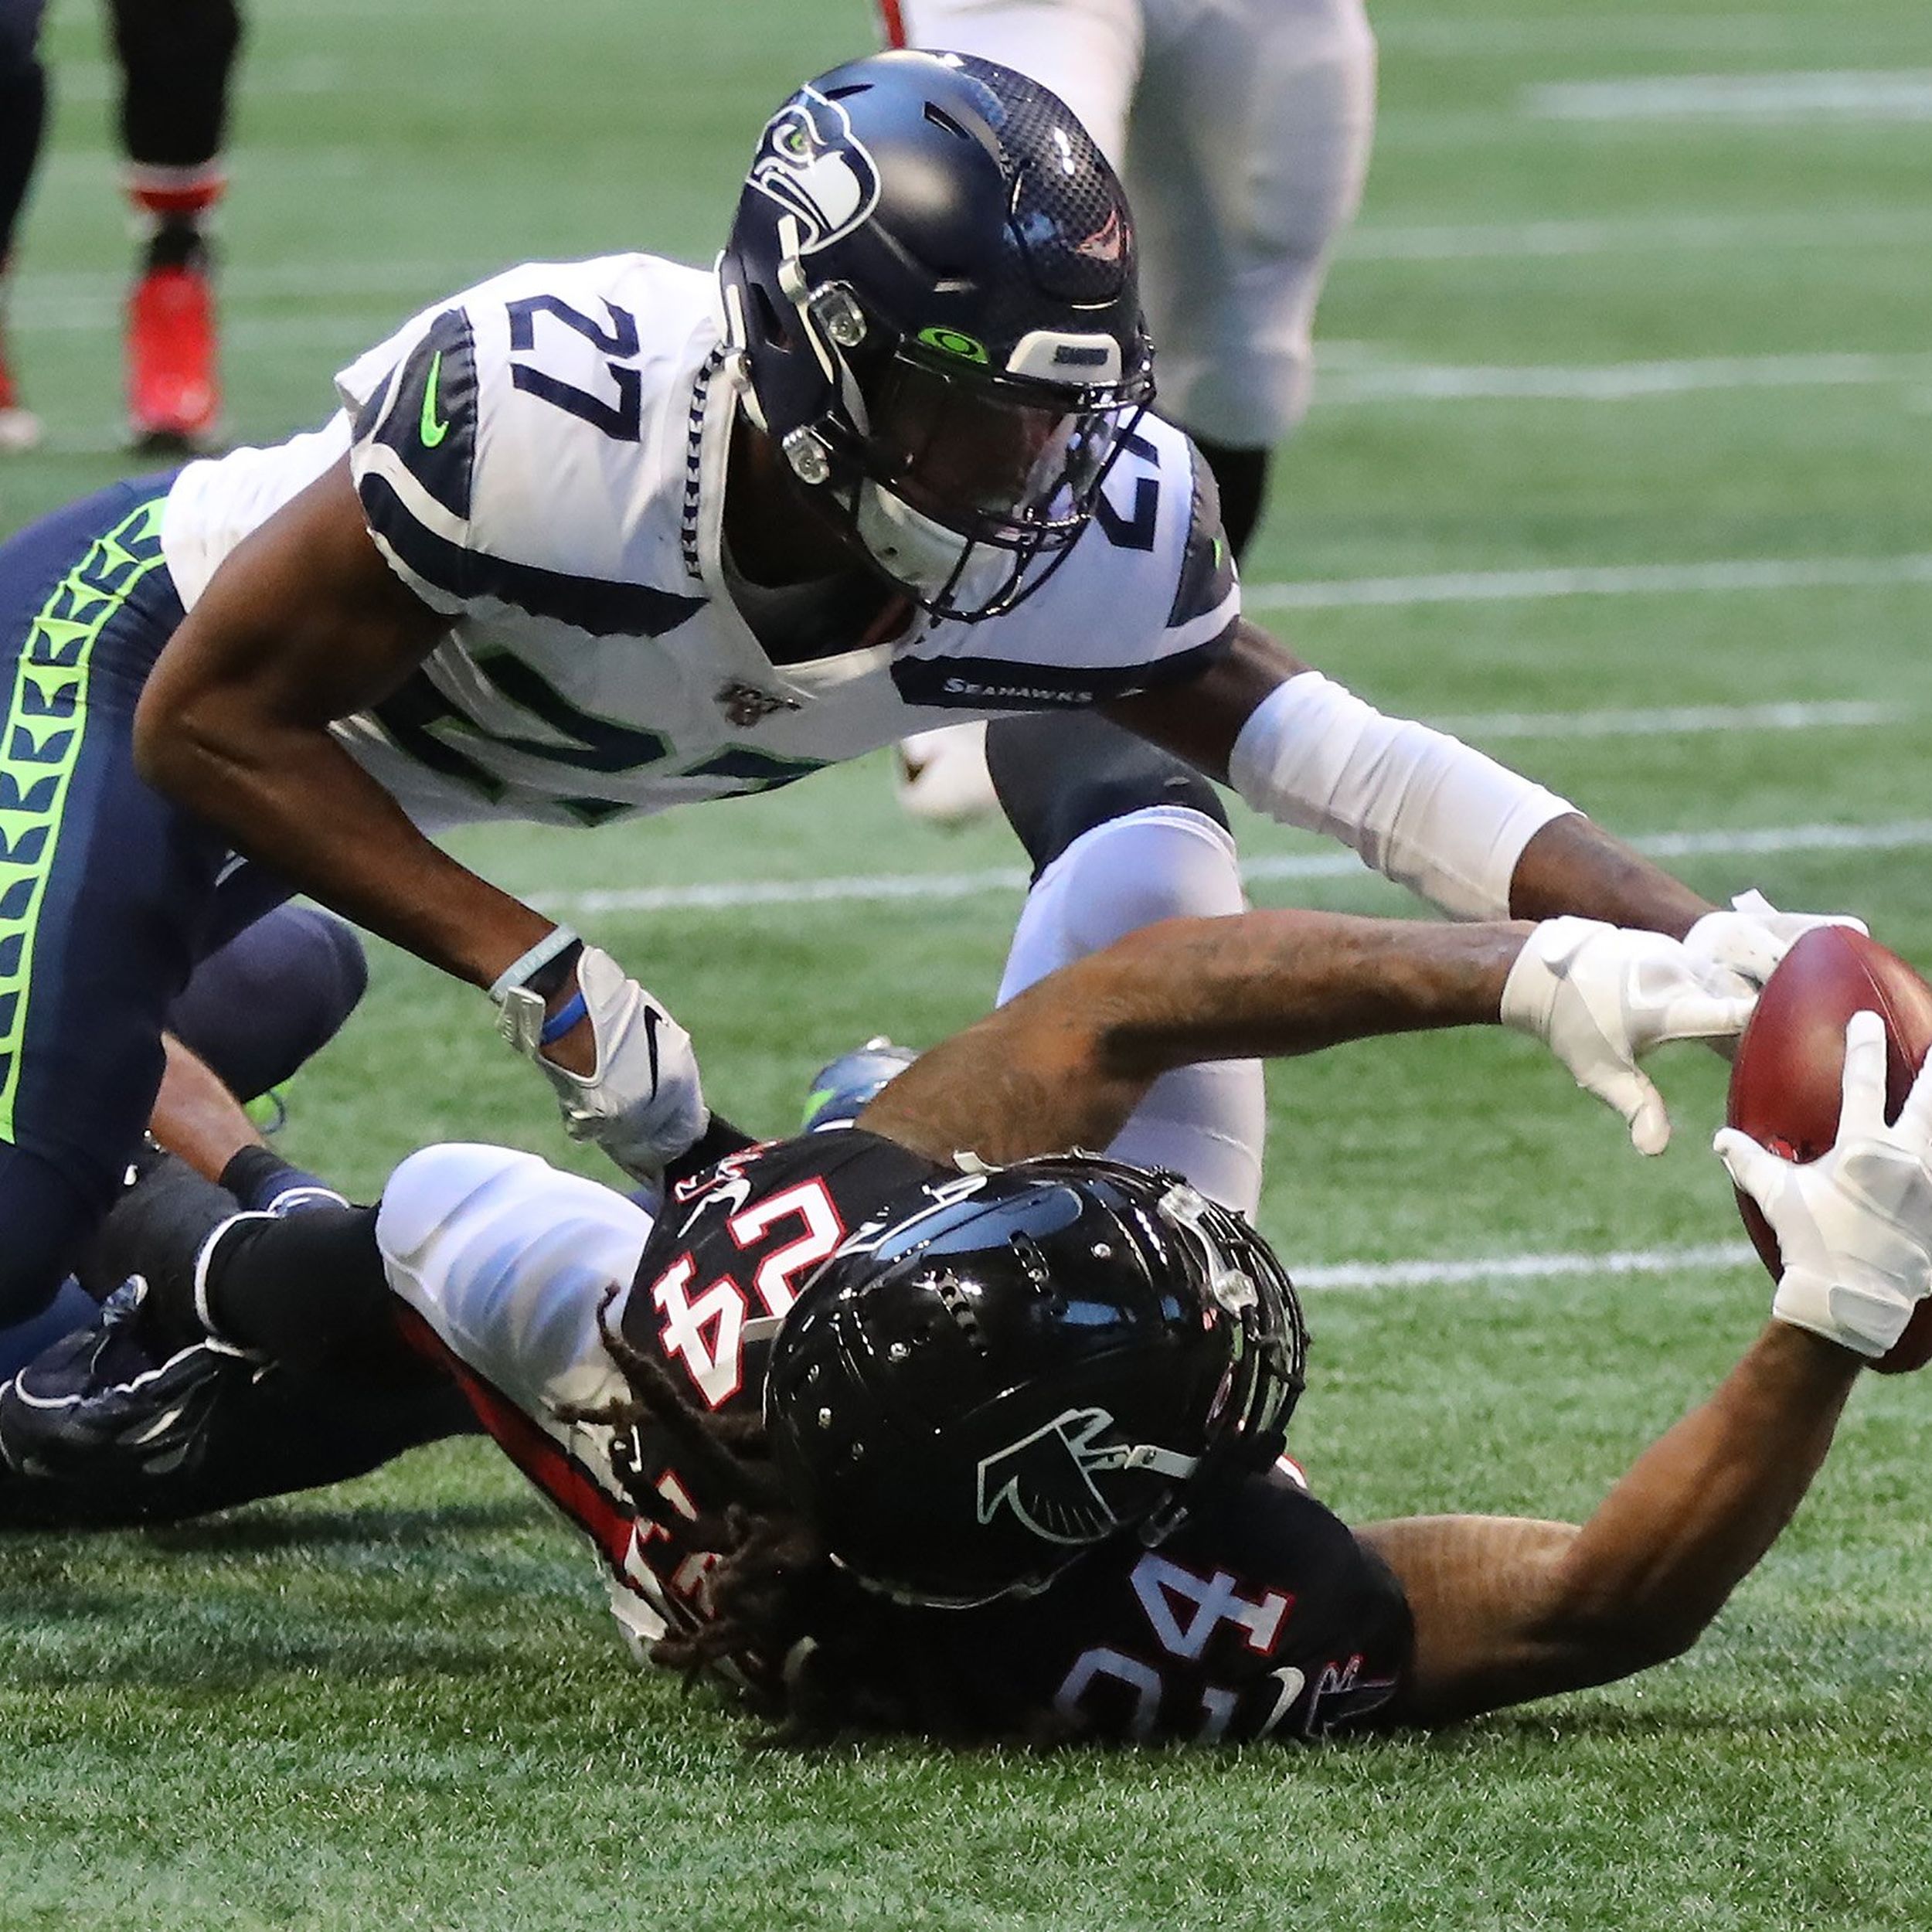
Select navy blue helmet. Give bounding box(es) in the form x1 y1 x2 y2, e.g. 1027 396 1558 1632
719 51 1155 622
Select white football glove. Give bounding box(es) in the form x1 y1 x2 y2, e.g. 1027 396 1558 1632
1713 1011 1932 1358
1685 889 1868 991
498 944 708 1185
1501 917 1758 1155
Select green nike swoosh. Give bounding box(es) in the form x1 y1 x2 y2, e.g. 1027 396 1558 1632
420 350 451 448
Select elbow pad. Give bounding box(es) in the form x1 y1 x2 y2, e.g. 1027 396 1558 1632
1228 673 1577 919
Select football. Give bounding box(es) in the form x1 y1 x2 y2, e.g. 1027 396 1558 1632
1727 927 1932 1372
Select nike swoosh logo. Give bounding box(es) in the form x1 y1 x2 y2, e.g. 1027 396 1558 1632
420 350 451 448
641 1005 662 1097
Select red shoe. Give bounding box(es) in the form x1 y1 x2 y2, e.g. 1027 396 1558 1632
0 308 43 454
127 243 221 454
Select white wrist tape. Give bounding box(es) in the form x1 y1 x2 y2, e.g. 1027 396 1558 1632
488 925 581 1005
1227 674 1577 920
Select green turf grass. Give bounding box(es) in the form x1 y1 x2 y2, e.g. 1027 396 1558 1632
5 0 1932 1924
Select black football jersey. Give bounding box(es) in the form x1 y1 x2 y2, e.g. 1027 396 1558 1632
380 1130 1410 1743
617 1131 1410 1742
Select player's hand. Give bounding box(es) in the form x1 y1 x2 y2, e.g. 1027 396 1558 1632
1714 1012 1932 1357
1685 889 1868 991
1502 917 1757 1155
498 945 708 1185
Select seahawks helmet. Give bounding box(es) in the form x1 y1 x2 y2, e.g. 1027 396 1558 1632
764 1155 1306 1608
799 1036 920 1133
718 50 1155 622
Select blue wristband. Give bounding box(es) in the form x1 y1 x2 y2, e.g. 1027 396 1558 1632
539 990 589 1046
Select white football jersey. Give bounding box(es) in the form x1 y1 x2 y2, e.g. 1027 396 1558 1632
161 253 1237 834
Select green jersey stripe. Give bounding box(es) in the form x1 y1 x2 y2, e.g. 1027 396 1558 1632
0 496 170 1141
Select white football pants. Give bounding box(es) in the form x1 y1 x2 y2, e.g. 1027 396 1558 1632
995 802 1264 1215
886 0 1378 446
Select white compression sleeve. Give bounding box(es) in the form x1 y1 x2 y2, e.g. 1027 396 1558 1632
1227 672 1577 920
996 805 1265 1217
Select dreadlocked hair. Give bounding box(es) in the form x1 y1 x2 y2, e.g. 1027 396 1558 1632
555 1285 1072 1748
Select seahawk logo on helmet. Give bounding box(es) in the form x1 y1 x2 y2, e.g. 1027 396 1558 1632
746 90 879 250
718 50 1156 624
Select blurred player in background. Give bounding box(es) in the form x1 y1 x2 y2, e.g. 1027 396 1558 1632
886 0 1373 569
0 0 46 449
0 0 240 453
883 0 1377 821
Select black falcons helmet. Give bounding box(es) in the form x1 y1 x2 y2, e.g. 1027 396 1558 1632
717 49 1155 623
764 1155 1307 1609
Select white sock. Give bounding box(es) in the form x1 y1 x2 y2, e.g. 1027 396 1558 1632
997 805 1264 1216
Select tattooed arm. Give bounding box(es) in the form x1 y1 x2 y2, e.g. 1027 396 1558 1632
1353 1324 1862 1727
857 912 1529 1165
856 909 1750 1168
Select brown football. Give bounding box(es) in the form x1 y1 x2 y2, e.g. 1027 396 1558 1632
1727 926 1932 1372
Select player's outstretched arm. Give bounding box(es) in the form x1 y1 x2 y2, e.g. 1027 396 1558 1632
1358 1016 1932 1728
1102 620 1852 966
859 910 1752 1165
1356 1323 1859 1727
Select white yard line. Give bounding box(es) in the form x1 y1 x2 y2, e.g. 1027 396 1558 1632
1244 553 1932 610
53 58 349 100
545 867 1032 917
1318 351 1932 404
1377 15 1897 56
1429 700 1888 740
1298 1240 1757 1291
533 819 1932 918
1641 820 1932 861
1529 70 1932 121
12 260 498 311
1342 208 1932 261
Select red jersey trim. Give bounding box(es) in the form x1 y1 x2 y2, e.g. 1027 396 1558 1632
393 1303 634 1573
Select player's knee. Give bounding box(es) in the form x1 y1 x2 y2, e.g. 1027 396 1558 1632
988 713 1227 876
1060 811 1247 953
295 905 371 1024
375 1143 548 1269
169 906 369 1100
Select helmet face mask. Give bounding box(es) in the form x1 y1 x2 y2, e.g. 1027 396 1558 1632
764 1156 1308 1611
719 52 1155 623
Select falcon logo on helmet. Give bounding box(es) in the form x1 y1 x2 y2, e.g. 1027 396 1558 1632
746 91 880 250
764 1153 1307 1608
977 1404 1199 1547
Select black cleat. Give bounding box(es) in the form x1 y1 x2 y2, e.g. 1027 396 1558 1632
0 1281 477 1532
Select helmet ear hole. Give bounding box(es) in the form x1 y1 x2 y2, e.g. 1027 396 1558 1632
1009 1232 1053 1291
